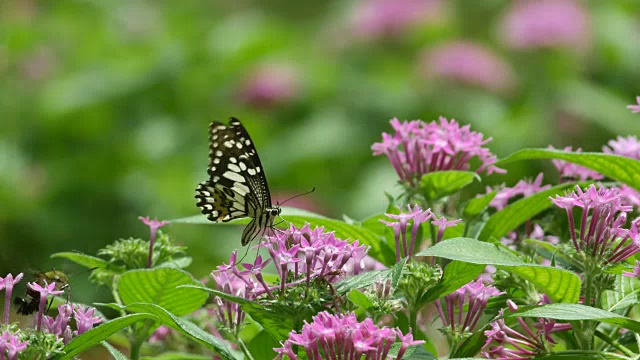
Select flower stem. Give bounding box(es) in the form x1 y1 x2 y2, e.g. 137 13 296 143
595 330 635 357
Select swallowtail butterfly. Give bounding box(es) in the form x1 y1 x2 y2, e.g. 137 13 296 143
195 117 281 245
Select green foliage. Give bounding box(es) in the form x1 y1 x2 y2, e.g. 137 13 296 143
419 238 581 303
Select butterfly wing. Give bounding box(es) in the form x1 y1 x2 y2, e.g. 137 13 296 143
195 118 271 226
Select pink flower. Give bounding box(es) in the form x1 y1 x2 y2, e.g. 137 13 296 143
603 135 640 160
623 260 640 278
436 280 503 334
381 205 435 261
73 305 103 335
551 185 638 264
372 117 504 186
139 216 170 268
238 64 299 108
419 41 515 92
0 273 23 324
349 0 443 40
488 173 550 210
274 312 423 360
548 146 603 181
28 280 65 331
499 0 591 50
627 96 640 113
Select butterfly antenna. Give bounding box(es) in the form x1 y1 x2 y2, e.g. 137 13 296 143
277 186 316 207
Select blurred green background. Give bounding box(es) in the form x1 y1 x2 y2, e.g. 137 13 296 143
1 0 639 305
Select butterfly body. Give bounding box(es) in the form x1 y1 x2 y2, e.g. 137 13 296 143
196 117 280 245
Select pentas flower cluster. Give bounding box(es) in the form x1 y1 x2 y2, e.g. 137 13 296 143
548 146 603 181
381 205 460 261
211 224 369 330
42 304 103 344
0 330 28 360
274 311 424 360
551 185 640 264
603 136 640 207
488 173 550 211
483 299 570 359
436 280 503 335
372 117 505 187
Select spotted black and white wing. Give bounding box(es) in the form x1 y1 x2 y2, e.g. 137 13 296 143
195 117 277 245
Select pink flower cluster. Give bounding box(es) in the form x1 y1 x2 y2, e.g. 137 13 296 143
211 224 369 329
436 280 503 334
483 299 570 359
275 311 423 360
43 304 103 344
372 117 504 186
381 205 460 261
0 330 28 360
548 146 603 182
551 185 640 264
488 173 551 211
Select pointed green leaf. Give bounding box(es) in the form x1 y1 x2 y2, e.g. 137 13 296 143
118 268 207 316
50 313 156 360
510 303 640 333
101 341 128 360
419 261 485 305
116 302 238 360
497 149 640 192
450 327 487 358
348 289 374 309
335 260 406 295
246 331 278 360
420 171 478 201
418 238 580 303
463 191 497 219
477 183 582 242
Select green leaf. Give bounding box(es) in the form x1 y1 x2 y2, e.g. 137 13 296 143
418 238 580 303
603 275 639 313
477 183 582 242
181 285 298 341
115 302 238 360
420 171 478 201
496 149 640 192
50 313 156 360
52 252 112 270
335 260 406 295
523 239 582 271
171 207 396 265
141 353 213 360
450 327 487 358
510 303 640 333
536 351 628 360
246 331 278 360
285 216 396 266
118 268 208 316
393 344 436 360
463 191 496 219
348 289 374 309
420 261 485 305
101 341 128 360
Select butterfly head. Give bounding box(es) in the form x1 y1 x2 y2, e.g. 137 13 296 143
268 206 282 218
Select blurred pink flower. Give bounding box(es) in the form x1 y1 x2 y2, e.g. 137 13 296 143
499 0 591 50
603 136 640 160
419 41 515 92
628 96 640 113
350 0 443 40
238 64 299 108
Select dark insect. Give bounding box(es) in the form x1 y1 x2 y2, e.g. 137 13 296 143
15 270 70 315
195 117 281 246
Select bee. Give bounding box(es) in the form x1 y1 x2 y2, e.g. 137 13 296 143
14 269 70 315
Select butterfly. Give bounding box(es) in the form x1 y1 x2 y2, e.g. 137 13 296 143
195 117 281 246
